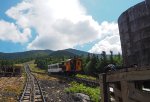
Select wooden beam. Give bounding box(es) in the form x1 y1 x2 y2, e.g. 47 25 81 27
106 70 150 82
107 73 126 82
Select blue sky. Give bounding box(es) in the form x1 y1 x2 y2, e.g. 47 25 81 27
0 0 143 53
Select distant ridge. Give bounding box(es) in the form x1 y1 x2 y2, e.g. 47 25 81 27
0 50 53 60
49 49 76 57
65 48 89 56
0 48 91 60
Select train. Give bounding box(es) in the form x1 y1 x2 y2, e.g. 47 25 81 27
48 58 82 75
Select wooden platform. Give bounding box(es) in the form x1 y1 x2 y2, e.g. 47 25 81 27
0 66 22 77
99 67 150 102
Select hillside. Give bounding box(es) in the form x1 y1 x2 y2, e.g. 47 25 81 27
49 50 77 57
0 50 53 60
0 49 93 60
65 48 89 56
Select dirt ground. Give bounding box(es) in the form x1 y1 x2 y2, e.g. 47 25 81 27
0 76 25 102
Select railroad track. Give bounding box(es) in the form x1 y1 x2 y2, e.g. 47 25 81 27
19 64 46 102
49 74 99 87
73 77 99 86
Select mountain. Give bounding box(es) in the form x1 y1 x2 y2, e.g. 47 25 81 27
49 50 76 57
0 50 53 60
64 48 89 56
0 48 93 60
49 48 91 57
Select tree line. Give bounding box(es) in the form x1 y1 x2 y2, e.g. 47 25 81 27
34 51 123 76
81 51 122 76
0 60 14 67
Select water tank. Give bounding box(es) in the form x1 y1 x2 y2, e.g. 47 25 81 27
118 0 150 67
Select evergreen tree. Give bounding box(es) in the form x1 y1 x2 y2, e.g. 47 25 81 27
101 51 107 66
96 51 108 73
84 54 98 75
86 53 91 63
110 50 114 64
113 52 123 66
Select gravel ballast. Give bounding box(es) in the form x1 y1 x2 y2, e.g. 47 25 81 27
39 79 76 102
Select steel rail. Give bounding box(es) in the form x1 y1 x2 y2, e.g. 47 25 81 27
19 64 46 102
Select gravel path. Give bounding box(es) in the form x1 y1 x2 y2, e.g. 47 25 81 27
39 79 76 102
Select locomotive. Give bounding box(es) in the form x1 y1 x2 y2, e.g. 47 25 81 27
48 58 82 75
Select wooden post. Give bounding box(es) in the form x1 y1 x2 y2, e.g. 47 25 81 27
128 82 137 102
121 81 129 102
101 73 109 102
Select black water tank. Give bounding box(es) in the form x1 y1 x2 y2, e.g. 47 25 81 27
118 0 150 67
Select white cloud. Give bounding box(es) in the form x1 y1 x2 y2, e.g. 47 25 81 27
98 21 119 39
89 22 121 54
89 35 121 54
3 0 121 53
0 1 32 44
27 18 100 50
0 20 31 43
5 0 101 50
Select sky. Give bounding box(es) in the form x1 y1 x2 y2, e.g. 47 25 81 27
0 0 144 54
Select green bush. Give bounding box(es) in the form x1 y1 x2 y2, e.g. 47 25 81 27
65 82 100 102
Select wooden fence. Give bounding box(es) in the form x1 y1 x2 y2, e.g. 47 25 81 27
99 67 150 102
0 66 22 76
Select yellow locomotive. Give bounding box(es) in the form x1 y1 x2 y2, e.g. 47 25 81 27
48 58 82 75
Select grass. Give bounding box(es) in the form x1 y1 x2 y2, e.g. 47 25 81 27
29 64 46 74
29 64 57 80
75 74 97 80
0 64 26 102
65 81 100 102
